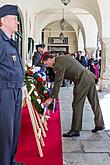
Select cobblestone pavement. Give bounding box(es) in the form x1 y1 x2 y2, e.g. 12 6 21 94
59 85 110 165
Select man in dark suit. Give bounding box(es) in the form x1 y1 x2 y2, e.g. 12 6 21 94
42 54 105 137
0 4 24 165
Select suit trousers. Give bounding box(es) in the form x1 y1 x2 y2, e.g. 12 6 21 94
0 88 22 165
71 80 104 131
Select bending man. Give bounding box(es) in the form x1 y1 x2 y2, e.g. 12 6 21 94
42 53 104 137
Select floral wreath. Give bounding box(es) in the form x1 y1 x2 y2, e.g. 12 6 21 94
25 65 53 114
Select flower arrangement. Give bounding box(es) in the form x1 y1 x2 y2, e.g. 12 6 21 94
25 65 53 114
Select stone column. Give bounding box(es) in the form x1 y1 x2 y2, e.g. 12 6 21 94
99 38 110 91
33 15 41 44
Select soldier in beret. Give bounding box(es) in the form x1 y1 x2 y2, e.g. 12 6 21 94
0 4 24 165
32 43 45 66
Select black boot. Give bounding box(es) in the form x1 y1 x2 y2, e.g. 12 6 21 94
91 126 105 133
63 130 80 137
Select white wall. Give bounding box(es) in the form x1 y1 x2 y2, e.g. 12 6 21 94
98 0 110 38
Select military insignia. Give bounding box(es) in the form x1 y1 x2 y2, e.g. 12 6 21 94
12 55 16 62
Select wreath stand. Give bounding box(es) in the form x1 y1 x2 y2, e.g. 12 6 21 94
22 86 49 157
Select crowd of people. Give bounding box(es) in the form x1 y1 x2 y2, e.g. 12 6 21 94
71 51 101 84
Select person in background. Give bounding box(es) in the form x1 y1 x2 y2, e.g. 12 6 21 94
32 43 45 66
88 55 99 84
42 54 105 137
88 54 95 73
98 50 101 78
0 4 25 165
93 59 99 84
75 51 82 62
80 53 88 68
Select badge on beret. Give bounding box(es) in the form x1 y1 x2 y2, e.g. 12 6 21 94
12 55 16 62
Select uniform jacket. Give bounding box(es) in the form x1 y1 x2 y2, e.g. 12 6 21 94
32 51 42 66
0 29 24 88
32 51 46 72
51 55 95 98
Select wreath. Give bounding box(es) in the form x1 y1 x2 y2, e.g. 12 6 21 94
25 65 54 114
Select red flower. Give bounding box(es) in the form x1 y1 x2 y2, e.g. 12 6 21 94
28 70 34 75
44 93 49 98
41 97 45 103
44 80 46 85
35 89 38 93
37 77 43 82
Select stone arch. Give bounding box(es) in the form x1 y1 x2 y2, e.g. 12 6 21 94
35 8 86 51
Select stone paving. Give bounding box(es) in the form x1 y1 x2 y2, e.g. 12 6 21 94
59 85 110 165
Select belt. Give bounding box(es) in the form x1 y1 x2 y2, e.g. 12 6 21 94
0 81 23 88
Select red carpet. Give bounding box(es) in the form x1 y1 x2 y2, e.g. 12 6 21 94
16 105 63 165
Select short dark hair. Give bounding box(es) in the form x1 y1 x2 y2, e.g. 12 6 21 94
42 54 55 62
35 44 45 49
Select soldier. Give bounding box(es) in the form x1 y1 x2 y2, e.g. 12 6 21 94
42 54 105 137
0 4 25 165
32 43 45 66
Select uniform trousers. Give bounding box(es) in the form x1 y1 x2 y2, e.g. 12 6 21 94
71 79 104 131
0 88 22 165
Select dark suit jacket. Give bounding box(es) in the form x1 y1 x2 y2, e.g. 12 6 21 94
51 55 95 98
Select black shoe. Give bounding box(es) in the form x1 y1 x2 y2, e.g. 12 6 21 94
61 84 66 87
91 126 105 133
63 130 80 137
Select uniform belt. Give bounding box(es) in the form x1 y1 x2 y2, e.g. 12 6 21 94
0 81 23 88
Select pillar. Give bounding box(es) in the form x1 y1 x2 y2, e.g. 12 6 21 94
99 38 110 91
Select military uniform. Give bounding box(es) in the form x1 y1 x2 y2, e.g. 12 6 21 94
32 51 42 66
51 55 104 131
32 44 45 66
0 27 24 165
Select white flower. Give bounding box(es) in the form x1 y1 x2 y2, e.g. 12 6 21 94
37 98 41 104
42 75 46 81
34 91 38 97
30 84 35 88
31 66 41 74
41 103 44 109
38 73 41 77
33 66 41 72
44 90 48 94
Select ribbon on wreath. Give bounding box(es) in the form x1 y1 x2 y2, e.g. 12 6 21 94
53 98 59 113
41 105 50 123
41 97 59 122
